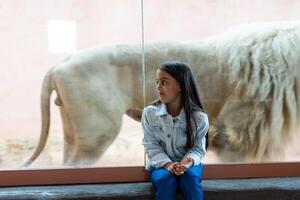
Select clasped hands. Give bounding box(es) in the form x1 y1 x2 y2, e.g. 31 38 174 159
163 156 193 176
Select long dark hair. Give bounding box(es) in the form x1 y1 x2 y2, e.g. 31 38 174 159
154 60 209 150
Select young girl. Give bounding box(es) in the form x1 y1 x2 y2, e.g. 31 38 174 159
141 61 209 200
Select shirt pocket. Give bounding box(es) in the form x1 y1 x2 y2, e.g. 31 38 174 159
152 125 165 142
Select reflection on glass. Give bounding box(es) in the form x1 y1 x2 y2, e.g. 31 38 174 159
0 0 300 170
143 0 300 164
0 0 144 168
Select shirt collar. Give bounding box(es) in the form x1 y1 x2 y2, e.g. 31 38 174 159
177 109 185 122
155 103 185 122
155 103 168 116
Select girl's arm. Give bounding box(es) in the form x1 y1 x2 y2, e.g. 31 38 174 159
183 112 209 166
141 108 172 169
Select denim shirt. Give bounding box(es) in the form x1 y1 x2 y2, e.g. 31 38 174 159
141 103 209 170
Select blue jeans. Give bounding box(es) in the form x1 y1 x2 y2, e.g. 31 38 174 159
149 164 204 200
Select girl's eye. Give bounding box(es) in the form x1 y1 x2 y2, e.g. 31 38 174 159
156 80 167 86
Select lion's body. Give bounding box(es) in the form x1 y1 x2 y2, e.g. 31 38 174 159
25 21 300 166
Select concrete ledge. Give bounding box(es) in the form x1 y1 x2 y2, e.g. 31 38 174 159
0 177 299 200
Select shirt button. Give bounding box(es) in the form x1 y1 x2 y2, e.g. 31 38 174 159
167 134 171 138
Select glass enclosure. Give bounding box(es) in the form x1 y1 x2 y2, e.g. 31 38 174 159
0 0 299 169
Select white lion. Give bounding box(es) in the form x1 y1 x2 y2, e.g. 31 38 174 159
25 21 300 166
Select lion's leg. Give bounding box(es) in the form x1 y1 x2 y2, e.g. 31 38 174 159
125 108 143 122
58 107 76 164
211 97 267 162
53 61 131 166
64 110 123 166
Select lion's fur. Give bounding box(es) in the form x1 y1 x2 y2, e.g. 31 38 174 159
209 21 300 161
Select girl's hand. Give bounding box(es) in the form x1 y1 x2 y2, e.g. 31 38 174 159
181 156 193 168
163 162 173 171
173 157 193 175
163 162 179 175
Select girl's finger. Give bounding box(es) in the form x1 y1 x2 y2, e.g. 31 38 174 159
179 164 186 171
173 169 179 175
175 165 181 171
170 167 176 174
176 171 184 176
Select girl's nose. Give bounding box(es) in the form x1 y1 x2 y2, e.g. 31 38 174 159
156 83 162 91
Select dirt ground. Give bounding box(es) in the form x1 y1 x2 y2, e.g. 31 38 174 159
0 115 299 169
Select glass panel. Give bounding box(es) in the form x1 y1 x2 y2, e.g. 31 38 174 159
143 0 300 164
0 0 144 168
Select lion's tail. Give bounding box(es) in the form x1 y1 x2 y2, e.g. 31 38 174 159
23 68 54 167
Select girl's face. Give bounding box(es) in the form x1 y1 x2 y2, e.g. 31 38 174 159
156 69 181 105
